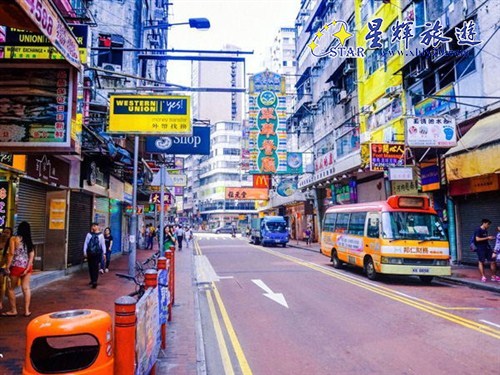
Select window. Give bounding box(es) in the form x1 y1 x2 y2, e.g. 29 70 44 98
348 212 367 235
456 48 476 79
97 34 124 67
223 148 241 156
381 212 447 240
336 128 360 159
438 63 455 89
334 213 350 233
366 213 380 238
323 213 337 232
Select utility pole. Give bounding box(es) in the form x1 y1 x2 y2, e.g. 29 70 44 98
128 135 139 276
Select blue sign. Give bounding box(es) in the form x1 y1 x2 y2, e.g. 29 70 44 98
145 126 210 155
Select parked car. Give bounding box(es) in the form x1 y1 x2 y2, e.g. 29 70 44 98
213 224 235 234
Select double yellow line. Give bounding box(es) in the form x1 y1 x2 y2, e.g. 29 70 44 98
255 245 500 340
194 239 253 375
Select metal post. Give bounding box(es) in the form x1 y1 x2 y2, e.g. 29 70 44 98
159 164 165 256
128 136 139 276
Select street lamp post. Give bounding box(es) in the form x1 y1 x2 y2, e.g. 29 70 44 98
127 16 211 276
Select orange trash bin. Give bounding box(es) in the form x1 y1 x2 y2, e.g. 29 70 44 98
23 309 114 375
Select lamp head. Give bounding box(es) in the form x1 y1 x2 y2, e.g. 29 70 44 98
189 17 211 29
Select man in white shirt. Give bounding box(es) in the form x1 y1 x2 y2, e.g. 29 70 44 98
83 223 106 288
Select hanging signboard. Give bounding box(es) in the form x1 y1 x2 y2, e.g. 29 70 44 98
370 143 405 171
406 117 457 147
253 174 271 188
0 24 89 64
388 167 414 181
48 198 66 230
145 126 210 155
276 179 298 197
108 95 191 135
0 66 73 152
12 0 81 69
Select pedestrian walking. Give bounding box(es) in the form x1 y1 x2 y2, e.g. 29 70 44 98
185 226 193 249
0 227 13 312
304 228 312 246
494 225 500 262
176 225 185 251
2 222 34 317
100 227 113 273
83 222 106 289
473 219 499 282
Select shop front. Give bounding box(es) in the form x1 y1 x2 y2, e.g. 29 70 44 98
0 154 25 232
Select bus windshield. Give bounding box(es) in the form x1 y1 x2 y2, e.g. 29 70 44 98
381 212 447 241
265 222 287 233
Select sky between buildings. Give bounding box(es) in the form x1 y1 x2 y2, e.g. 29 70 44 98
166 0 301 87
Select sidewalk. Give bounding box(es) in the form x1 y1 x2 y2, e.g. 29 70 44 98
288 241 500 293
0 243 199 374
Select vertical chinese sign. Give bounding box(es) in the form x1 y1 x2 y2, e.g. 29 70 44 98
248 71 287 174
0 182 8 230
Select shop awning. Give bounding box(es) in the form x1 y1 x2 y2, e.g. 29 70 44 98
0 0 81 69
445 112 500 181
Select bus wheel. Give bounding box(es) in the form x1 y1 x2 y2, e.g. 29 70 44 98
365 258 377 280
419 276 434 284
331 250 342 269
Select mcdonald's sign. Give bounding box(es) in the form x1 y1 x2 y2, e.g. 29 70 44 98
253 174 271 189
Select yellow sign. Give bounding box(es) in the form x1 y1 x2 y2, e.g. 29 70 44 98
49 199 66 230
2 46 88 64
108 95 191 135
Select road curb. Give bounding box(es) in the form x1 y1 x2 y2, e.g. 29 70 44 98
436 276 500 293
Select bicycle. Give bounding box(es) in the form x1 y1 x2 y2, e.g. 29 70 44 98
116 272 168 299
134 251 160 283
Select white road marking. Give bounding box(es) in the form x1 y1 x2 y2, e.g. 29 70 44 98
195 255 220 283
480 319 500 329
251 279 289 308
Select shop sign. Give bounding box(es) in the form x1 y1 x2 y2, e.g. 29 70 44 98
332 179 357 205
470 174 499 194
0 66 73 151
124 182 133 203
149 192 172 205
145 126 210 155
421 165 440 192
48 198 66 230
391 179 419 195
173 186 184 196
26 154 70 186
415 85 457 117
406 117 457 147
370 143 405 171
108 95 191 135
0 24 88 64
253 174 271 188
388 167 413 181
0 181 8 229
315 151 334 173
225 188 269 200
14 0 81 69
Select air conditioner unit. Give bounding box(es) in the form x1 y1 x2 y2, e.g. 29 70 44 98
343 63 355 74
102 64 122 75
385 86 401 98
337 90 348 103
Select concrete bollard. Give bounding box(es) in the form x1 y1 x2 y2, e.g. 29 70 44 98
114 296 137 375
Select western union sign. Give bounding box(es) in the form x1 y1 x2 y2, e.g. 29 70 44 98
108 95 191 135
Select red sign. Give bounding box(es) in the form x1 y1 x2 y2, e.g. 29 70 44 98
314 151 334 173
149 192 172 204
253 174 271 188
370 143 405 171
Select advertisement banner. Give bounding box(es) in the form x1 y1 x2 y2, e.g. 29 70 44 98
370 143 405 171
286 152 303 174
421 164 440 192
108 95 191 135
0 24 89 64
276 179 298 197
225 188 269 200
388 167 413 181
415 85 457 117
135 288 161 375
0 66 73 151
13 0 81 68
406 117 457 147
145 126 210 155
48 199 66 230
332 179 358 205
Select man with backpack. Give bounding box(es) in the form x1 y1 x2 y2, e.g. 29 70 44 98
83 223 106 288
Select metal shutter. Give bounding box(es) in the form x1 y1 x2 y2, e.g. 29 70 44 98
67 192 93 267
17 179 47 245
456 191 500 264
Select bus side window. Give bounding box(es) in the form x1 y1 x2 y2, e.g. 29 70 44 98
335 213 350 233
367 213 380 238
323 213 337 232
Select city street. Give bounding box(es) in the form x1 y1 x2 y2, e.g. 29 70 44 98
195 235 500 374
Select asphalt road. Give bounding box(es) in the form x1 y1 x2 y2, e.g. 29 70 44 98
194 234 500 375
